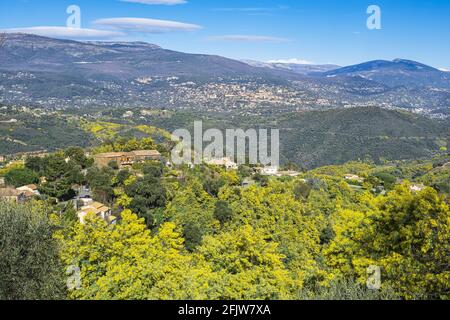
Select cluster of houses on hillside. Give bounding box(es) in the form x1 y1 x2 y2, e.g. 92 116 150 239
2 144 435 229
78 149 163 224
258 166 301 177
0 183 40 203
205 157 239 170
0 149 162 225
0 181 117 226
205 157 301 177
344 173 426 193
1 151 300 224
79 149 163 224
93 150 162 168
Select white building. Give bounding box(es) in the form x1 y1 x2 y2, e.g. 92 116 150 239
344 174 365 183
77 202 112 225
277 170 301 177
410 184 425 192
261 166 279 176
206 157 238 170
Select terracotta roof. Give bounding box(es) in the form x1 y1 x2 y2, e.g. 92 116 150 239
17 184 38 191
94 150 161 159
0 188 21 197
91 202 108 209
80 207 101 215
79 202 110 215
21 190 35 197
131 150 161 157
98 206 110 212
94 152 127 158
0 188 34 198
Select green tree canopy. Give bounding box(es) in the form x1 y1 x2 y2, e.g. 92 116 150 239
325 184 450 299
0 201 66 300
4 168 39 187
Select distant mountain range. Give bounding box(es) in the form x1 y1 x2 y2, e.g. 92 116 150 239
244 58 450 88
0 33 303 82
241 60 341 75
320 59 450 88
0 33 449 115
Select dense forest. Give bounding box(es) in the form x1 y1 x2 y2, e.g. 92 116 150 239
1 134 449 300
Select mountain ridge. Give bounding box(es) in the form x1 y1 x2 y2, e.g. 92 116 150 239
241 59 341 75
0 33 304 81
0 33 449 114
320 59 450 88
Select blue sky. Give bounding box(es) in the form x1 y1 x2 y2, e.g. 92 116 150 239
1 0 449 69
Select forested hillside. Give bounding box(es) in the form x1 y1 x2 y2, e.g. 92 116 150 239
0 107 97 154
277 107 449 168
134 106 449 168
1 106 447 169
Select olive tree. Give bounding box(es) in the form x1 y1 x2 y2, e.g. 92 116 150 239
0 201 66 300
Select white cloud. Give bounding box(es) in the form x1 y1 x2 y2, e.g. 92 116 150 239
438 67 449 72
207 35 291 43
93 17 201 33
120 0 187 5
1 27 125 39
212 8 273 12
267 58 314 65
211 6 289 13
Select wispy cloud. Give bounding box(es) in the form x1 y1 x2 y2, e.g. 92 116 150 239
120 0 187 5
211 6 289 13
93 17 201 33
212 8 273 12
267 58 314 65
1 27 125 39
207 35 291 43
